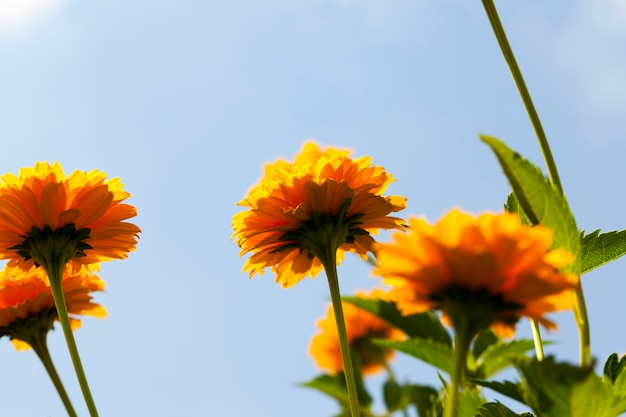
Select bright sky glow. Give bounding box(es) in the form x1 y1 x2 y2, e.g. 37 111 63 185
0 0 68 35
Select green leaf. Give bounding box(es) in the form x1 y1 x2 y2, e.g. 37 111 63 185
342 296 452 346
375 338 454 375
504 192 531 226
581 229 626 274
300 372 372 410
476 339 538 379
301 374 351 408
405 385 441 417
481 135 580 274
472 329 499 359
603 353 626 397
516 356 626 417
456 388 486 417
470 379 524 404
476 402 531 417
383 379 403 412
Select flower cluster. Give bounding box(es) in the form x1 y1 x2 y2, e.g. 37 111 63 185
310 289 404 376
232 141 407 288
0 161 140 416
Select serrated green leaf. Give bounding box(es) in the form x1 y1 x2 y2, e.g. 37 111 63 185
343 296 452 346
581 229 626 274
504 192 531 226
517 356 594 416
476 402 530 417
375 338 454 375
515 356 626 417
476 339 538 379
570 373 626 417
481 135 580 274
470 379 525 404
405 384 441 417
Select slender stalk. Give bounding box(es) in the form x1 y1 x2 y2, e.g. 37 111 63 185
573 281 591 365
46 263 100 417
444 331 472 417
29 331 79 417
481 0 562 191
319 248 361 417
529 319 544 361
482 0 591 366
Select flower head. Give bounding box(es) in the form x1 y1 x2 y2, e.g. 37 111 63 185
309 289 405 376
232 141 407 287
373 209 578 338
0 162 141 271
0 266 107 350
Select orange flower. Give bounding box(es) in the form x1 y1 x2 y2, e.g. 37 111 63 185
373 209 578 338
0 266 107 350
0 162 141 271
232 141 406 287
309 289 405 376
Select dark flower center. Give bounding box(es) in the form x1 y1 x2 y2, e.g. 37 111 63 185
9 224 92 268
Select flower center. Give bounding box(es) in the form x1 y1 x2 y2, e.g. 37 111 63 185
9 224 92 269
0 306 58 347
432 284 523 337
274 198 369 260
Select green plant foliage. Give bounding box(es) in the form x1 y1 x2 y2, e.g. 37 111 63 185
474 339 538 379
504 193 531 225
470 379 524 404
603 353 626 383
375 338 453 375
480 135 580 275
517 356 626 417
383 379 403 412
405 385 441 417
342 296 452 346
472 329 499 359
580 229 626 274
301 372 372 412
476 402 529 417
456 388 486 417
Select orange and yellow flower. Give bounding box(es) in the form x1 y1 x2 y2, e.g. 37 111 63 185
373 209 578 338
232 141 407 287
310 289 405 376
0 162 141 271
0 266 107 350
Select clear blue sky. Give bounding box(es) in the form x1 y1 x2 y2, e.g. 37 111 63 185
0 0 625 415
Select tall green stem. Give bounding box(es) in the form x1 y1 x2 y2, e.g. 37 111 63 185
529 319 544 361
29 330 79 417
444 331 472 417
46 263 100 417
319 249 362 417
482 0 591 366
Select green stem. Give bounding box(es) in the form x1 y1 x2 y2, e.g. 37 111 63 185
529 319 544 361
319 250 362 417
482 0 591 366
46 263 100 417
29 331 79 417
444 331 472 417
573 281 591 365
481 0 562 192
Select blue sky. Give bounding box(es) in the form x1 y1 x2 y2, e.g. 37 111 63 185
0 0 625 415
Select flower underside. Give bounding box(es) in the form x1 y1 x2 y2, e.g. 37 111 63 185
9 224 92 269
